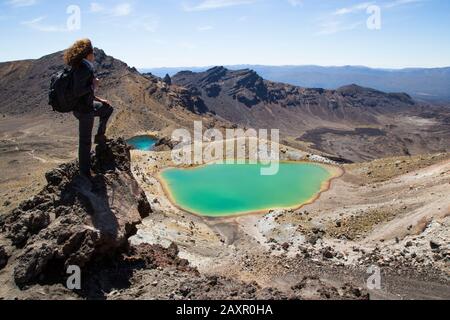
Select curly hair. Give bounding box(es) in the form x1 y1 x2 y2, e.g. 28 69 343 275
63 39 94 67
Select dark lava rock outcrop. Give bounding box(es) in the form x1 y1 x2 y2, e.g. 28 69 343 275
291 276 369 300
166 86 208 114
0 139 151 288
144 74 209 115
0 245 8 270
153 137 176 151
162 74 172 86
127 243 195 273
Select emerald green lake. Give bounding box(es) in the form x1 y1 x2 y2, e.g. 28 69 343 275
160 162 334 217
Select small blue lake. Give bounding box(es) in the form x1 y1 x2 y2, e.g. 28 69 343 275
127 135 157 151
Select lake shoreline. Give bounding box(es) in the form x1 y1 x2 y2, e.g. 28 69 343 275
126 134 158 151
157 161 344 219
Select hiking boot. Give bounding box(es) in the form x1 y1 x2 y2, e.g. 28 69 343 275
94 134 107 145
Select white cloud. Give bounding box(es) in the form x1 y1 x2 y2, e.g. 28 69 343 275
384 0 424 9
89 2 132 17
90 2 158 32
333 0 424 15
318 0 425 35
183 0 257 12
6 0 37 7
21 16 68 32
90 2 104 13
333 2 374 15
316 1 373 35
111 3 132 17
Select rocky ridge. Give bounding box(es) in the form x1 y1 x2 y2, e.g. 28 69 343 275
0 139 152 288
173 66 416 115
172 67 450 162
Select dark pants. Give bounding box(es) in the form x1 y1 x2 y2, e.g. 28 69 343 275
74 101 114 175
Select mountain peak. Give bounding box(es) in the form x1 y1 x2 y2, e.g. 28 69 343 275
206 66 227 73
338 83 376 91
201 66 228 83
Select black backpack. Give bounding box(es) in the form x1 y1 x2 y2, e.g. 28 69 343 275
48 68 76 113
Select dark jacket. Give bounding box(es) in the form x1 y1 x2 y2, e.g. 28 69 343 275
72 60 95 113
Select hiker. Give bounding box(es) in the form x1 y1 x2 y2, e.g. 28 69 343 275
63 39 114 178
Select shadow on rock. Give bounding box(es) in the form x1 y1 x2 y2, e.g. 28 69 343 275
70 174 119 244
79 242 198 300
0 139 152 290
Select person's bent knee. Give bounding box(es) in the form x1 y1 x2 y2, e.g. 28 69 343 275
99 103 113 118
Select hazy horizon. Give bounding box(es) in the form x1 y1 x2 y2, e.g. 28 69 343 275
139 64 450 71
4 51 450 70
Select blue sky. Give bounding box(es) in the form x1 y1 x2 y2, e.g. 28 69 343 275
0 0 449 68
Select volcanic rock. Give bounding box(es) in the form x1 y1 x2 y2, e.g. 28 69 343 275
154 137 176 151
430 240 442 251
162 74 172 86
0 245 8 270
291 276 369 300
1 139 152 288
126 243 195 273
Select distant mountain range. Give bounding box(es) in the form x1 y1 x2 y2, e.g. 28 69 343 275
142 65 450 103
